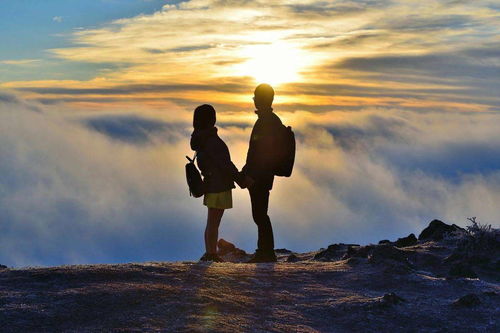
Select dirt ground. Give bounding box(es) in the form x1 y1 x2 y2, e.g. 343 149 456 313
1 248 498 332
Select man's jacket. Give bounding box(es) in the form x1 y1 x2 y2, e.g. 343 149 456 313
242 109 283 190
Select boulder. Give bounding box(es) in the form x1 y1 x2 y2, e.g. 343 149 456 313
217 239 248 262
366 292 406 309
314 244 359 261
368 245 408 263
217 238 237 256
381 292 406 305
342 244 412 270
286 254 300 262
394 233 417 248
418 219 465 241
314 244 342 261
275 248 292 254
344 245 373 259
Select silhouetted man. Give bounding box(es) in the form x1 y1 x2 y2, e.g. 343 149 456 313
241 83 283 263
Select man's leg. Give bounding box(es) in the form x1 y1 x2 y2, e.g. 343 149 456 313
249 186 274 252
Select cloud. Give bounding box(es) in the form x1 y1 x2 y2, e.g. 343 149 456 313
0 92 499 268
0 59 40 65
1 0 496 112
0 0 499 268
335 50 500 81
0 92 200 266
16 82 252 96
84 115 188 145
53 16 63 23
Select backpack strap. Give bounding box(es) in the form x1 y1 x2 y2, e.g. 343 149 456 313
186 152 197 163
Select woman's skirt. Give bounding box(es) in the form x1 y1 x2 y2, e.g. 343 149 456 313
203 190 233 209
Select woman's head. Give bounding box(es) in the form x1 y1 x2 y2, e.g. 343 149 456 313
193 104 216 130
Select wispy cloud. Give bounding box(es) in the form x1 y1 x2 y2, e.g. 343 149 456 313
1 59 41 66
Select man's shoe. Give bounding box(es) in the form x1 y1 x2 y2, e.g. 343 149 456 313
246 250 277 263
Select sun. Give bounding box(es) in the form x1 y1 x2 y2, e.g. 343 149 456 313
235 42 307 86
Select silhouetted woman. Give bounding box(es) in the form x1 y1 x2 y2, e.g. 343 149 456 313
190 104 239 262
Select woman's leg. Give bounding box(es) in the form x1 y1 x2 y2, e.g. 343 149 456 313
205 208 225 254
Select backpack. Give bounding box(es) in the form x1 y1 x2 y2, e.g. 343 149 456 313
274 125 296 177
185 153 204 198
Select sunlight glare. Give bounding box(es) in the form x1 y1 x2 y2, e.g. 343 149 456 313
235 42 306 86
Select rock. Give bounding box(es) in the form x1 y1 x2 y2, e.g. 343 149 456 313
413 252 442 269
376 234 417 248
217 239 237 256
314 244 342 260
217 239 248 262
343 244 409 262
368 245 408 264
443 252 463 264
452 294 481 307
314 244 358 261
418 219 465 241
345 245 373 259
482 291 498 297
342 244 412 271
286 254 299 262
275 248 292 254
448 263 477 278
366 293 406 309
394 234 417 248
381 293 405 305
345 257 363 265
382 261 413 275
219 248 248 263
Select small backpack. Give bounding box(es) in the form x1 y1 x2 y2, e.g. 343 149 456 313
185 153 204 198
274 125 296 177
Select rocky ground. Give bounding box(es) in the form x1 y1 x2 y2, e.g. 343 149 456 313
0 220 499 332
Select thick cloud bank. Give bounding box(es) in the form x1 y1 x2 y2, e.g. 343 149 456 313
0 93 499 267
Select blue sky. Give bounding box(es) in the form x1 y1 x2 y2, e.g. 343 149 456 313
0 0 174 81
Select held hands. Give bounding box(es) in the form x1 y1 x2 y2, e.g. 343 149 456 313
235 172 255 189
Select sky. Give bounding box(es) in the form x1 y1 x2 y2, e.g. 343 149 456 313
0 0 499 267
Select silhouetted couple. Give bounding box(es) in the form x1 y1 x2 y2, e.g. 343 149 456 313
190 84 282 263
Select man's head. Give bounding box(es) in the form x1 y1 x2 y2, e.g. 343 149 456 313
253 83 274 111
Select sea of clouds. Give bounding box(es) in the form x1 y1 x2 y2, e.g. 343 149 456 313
1 91 499 267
